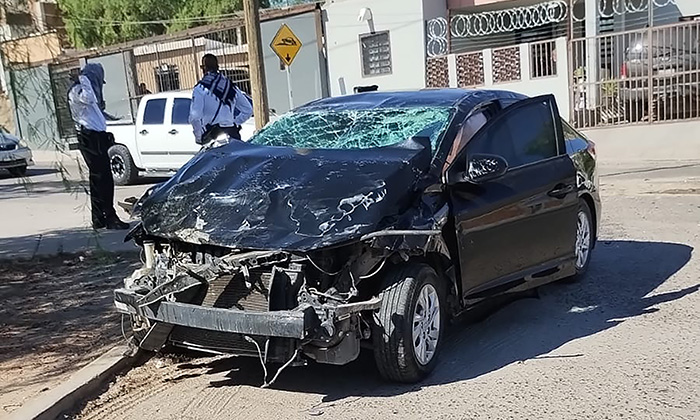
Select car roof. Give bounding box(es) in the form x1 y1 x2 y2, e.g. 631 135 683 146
141 90 192 100
296 89 528 112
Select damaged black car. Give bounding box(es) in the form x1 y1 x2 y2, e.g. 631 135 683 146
115 89 601 383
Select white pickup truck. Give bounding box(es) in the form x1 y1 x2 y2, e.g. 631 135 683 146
106 91 259 185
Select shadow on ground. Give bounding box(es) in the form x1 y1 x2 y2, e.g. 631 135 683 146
0 167 59 180
0 227 137 260
173 240 695 404
0 253 141 395
0 166 85 201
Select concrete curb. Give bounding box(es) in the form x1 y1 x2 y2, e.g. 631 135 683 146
6 346 148 420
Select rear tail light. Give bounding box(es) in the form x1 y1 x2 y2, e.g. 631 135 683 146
587 140 596 158
621 63 628 79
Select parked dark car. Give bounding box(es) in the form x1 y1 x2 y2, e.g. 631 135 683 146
115 89 601 383
620 28 699 121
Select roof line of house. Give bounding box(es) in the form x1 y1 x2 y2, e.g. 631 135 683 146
58 2 321 62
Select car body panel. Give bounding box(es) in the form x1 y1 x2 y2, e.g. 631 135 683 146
0 132 34 169
137 136 434 251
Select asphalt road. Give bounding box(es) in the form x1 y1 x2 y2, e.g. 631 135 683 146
55 161 700 420
0 160 156 258
2 155 699 419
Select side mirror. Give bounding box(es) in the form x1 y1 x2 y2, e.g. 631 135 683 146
466 154 508 184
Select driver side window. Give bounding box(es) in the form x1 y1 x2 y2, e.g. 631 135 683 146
466 99 557 169
443 101 501 173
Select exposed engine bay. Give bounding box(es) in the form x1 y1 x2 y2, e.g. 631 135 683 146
116 223 450 385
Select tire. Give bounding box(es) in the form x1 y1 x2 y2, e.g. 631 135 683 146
567 200 594 282
372 263 445 383
8 165 27 177
108 144 138 186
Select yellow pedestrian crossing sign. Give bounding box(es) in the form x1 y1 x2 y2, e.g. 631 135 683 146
270 24 302 67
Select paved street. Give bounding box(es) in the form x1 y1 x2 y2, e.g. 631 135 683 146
0 154 158 259
1 148 700 420
64 160 698 419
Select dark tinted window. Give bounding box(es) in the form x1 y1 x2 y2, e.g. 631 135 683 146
467 99 557 168
562 120 588 154
171 98 191 125
142 99 166 125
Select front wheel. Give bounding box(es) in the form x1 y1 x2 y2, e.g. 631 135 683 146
372 263 445 383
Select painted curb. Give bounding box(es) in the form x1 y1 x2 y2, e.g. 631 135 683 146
6 346 147 420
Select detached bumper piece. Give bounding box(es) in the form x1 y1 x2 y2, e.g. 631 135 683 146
142 300 315 339
115 287 319 360
114 260 381 366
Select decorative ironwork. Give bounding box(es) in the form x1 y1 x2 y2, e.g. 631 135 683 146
426 17 448 57
456 52 484 87
426 57 449 88
451 1 568 38
530 40 557 79
572 0 678 22
492 47 521 83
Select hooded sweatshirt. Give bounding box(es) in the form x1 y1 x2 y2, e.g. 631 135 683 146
68 63 107 132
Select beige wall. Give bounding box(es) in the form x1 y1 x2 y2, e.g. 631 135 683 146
1 31 61 64
135 48 248 93
0 93 16 133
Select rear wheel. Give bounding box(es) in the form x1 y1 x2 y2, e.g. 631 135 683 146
108 145 138 186
8 165 27 177
567 200 594 282
372 263 445 383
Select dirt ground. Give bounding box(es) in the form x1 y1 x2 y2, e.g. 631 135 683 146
0 252 140 415
68 163 700 420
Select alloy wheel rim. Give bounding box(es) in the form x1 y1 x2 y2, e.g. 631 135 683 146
412 283 440 365
111 155 125 178
575 210 591 269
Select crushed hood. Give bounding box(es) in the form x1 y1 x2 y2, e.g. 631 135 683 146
138 137 433 251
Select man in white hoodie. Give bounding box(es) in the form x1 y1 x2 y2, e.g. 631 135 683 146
68 63 129 230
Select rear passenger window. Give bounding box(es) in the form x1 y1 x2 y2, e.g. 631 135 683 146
171 98 191 125
562 120 587 154
467 99 557 168
142 99 166 125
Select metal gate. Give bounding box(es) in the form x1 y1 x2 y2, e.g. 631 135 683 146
570 19 700 129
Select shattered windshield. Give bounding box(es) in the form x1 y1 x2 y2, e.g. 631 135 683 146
249 107 453 151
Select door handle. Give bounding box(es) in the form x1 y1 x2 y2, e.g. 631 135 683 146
139 129 148 135
168 129 178 135
548 184 575 199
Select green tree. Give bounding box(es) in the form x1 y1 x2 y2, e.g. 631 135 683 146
58 0 183 47
56 0 274 47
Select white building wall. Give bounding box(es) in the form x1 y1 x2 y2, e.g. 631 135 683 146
324 0 438 96
447 37 571 120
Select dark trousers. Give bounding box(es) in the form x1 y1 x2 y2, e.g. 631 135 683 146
77 129 117 226
201 124 241 144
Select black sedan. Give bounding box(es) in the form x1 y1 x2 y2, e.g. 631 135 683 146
116 89 600 384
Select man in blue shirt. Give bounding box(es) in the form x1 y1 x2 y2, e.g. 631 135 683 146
68 63 129 230
189 54 253 144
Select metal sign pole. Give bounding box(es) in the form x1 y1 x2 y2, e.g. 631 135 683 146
286 64 294 111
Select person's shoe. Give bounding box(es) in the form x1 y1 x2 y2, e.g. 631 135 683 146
105 219 130 230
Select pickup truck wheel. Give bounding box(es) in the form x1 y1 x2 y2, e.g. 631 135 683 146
372 263 444 383
108 145 137 186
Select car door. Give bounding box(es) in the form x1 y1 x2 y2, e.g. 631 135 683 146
136 97 170 169
167 97 199 169
448 95 578 299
